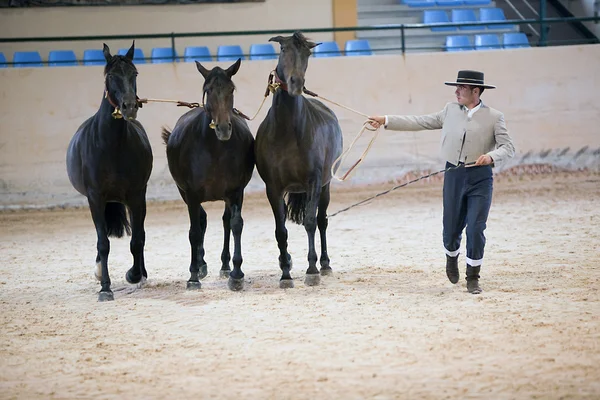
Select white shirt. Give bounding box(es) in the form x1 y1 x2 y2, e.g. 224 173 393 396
464 101 482 119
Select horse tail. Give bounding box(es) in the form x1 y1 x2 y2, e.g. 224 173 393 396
161 127 172 146
285 193 307 225
105 202 131 238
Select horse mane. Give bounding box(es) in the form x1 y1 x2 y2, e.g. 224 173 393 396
104 55 137 75
292 31 312 49
203 67 237 91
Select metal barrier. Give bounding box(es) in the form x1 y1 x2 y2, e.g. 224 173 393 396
0 16 598 65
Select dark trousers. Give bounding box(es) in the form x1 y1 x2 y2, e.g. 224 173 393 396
442 162 493 267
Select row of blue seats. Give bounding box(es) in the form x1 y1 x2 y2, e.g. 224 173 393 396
0 40 374 68
403 0 492 6
424 7 513 31
446 32 530 51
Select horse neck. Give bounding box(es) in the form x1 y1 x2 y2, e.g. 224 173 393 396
93 95 128 142
272 89 305 120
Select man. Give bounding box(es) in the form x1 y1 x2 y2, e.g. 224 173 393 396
368 70 515 294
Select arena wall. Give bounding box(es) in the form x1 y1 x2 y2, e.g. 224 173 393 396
0 0 335 60
0 44 599 208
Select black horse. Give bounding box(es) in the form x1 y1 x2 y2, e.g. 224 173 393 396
162 59 255 291
255 32 343 288
66 42 153 302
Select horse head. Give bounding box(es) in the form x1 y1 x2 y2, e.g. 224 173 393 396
103 41 139 120
195 59 241 141
269 31 319 96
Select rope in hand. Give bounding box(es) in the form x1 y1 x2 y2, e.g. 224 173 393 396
300 88 381 182
328 161 477 218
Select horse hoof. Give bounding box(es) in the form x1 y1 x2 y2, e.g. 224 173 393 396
125 268 144 284
187 280 202 290
305 273 321 286
94 262 102 281
320 267 333 276
198 264 208 280
279 279 294 289
228 277 244 291
98 291 114 302
219 269 231 279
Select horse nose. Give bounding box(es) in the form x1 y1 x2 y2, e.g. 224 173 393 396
121 100 139 111
215 122 232 141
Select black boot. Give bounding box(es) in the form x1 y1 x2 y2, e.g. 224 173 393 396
446 255 459 284
466 265 482 294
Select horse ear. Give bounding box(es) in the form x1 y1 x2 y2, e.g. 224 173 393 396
307 41 321 49
102 43 113 63
195 61 210 79
269 36 285 44
125 40 135 61
226 58 241 78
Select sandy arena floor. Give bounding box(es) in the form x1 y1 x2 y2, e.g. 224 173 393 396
0 171 599 399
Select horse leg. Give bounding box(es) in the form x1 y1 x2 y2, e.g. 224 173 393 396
186 194 208 289
88 194 113 301
219 204 232 278
304 178 322 286
318 183 332 276
125 191 148 285
227 190 245 291
266 187 293 288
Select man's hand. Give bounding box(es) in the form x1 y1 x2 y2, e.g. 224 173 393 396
475 154 493 166
368 116 385 129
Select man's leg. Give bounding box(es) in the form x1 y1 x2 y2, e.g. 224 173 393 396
442 164 467 284
465 166 493 294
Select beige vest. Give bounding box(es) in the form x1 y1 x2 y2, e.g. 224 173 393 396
386 102 515 166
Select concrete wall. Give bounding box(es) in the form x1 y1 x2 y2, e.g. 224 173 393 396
0 0 335 61
1 44 599 208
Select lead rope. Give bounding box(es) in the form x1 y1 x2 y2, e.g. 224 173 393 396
328 162 477 218
300 88 380 182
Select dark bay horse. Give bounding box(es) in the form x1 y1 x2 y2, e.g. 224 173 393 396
162 59 255 291
66 42 153 302
255 32 343 288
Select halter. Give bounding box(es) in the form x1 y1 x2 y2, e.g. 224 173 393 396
104 75 123 119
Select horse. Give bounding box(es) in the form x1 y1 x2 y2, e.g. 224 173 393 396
255 32 343 288
161 59 255 291
66 42 153 302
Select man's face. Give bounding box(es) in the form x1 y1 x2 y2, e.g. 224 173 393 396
454 84 477 106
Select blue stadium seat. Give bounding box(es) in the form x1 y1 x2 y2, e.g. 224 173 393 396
503 32 530 48
452 9 479 30
118 48 146 64
0 52 7 68
13 51 44 68
403 0 435 7
151 47 178 63
184 46 212 62
345 40 373 56
313 41 341 58
48 50 78 67
217 45 245 61
436 0 463 6
83 49 105 66
423 10 455 32
464 0 490 4
249 43 277 60
475 34 501 50
446 35 474 51
479 7 514 30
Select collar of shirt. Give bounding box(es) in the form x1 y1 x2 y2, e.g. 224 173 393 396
464 101 482 119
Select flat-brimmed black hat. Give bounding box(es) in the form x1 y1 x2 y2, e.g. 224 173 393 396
444 70 496 89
